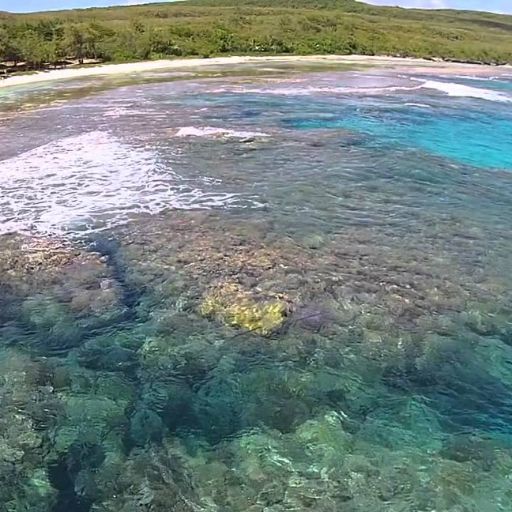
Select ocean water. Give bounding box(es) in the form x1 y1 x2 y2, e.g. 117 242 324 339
1 64 512 512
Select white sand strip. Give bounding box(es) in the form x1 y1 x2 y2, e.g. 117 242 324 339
1 55 510 89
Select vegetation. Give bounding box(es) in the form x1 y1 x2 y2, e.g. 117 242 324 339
1 0 512 70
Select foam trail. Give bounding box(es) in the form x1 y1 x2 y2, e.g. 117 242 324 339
404 103 432 108
215 84 422 96
419 80 511 102
175 126 269 138
0 131 259 236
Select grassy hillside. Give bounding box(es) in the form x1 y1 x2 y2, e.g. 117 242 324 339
1 0 512 70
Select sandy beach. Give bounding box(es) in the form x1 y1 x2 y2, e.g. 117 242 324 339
1 54 510 90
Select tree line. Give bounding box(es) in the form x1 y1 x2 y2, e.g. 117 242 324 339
0 21 106 68
1 0 512 70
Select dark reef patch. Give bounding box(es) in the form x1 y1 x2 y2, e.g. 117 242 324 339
88 236 141 319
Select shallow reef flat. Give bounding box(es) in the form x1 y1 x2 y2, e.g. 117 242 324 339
1 65 512 511
1 204 511 511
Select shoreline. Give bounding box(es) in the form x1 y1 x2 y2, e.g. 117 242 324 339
1 55 510 90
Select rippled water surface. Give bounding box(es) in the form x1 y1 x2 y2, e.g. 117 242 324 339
1 63 512 512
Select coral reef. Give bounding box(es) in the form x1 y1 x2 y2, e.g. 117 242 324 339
0 186 511 511
0 350 59 511
0 234 126 354
200 281 290 335
4 58 512 512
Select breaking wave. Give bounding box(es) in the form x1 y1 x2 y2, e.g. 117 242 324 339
0 131 261 236
418 79 512 102
175 126 269 139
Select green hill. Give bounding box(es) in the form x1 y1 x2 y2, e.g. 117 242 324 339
1 0 512 69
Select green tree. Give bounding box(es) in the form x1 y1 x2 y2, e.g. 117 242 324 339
0 26 23 64
64 24 87 63
18 29 48 68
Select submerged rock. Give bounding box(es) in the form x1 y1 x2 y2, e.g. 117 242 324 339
301 233 326 250
200 281 290 336
0 349 59 511
95 446 201 512
0 234 102 293
129 407 165 447
0 234 126 351
77 343 138 373
291 303 336 332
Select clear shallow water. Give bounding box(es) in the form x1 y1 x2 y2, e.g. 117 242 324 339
1 66 512 512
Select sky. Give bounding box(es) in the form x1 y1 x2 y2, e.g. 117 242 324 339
1 0 510 14
366 0 511 13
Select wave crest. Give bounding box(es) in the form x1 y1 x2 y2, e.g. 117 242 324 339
419 79 511 102
175 126 269 139
0 131 261 236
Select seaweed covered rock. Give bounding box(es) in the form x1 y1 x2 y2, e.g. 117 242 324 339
109 210 512 355
0 234 126 351
38 367 136 511
20 295 83 353
138 331 223 380
77 337 139 373
0 349 59 511
200 281 290 336
51 381 133 458
19 468 57 512
173 406 512 512
461 301 512 342
111 213 312 327
93 446 203 512
0 234 101 294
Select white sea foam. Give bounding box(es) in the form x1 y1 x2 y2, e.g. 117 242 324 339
449 74 511 82
175 126 269 139
404 102 432 108
103 106 150 117
418 79 511 102
451 75 490 81
217 78 512 102
223 84 422 96
0 131 259 236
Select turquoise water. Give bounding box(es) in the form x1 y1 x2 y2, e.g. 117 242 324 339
267 76 512 169
286 103 512 169
0 66 512 511
451 75 512 92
